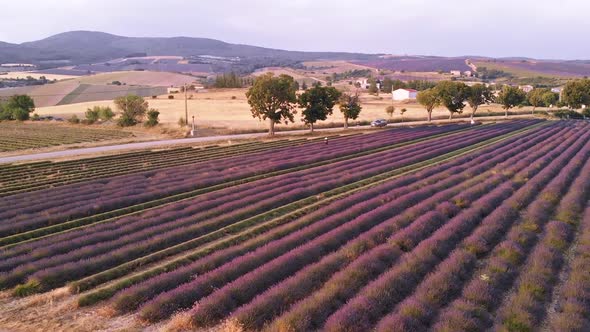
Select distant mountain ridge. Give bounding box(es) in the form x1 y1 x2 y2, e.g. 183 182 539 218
0 31 375 66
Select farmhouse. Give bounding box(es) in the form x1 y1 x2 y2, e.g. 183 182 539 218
392 88 418 101
450 70 462 76
519 85 534 93
552 87 563 101
356 78 369 89
167 87 181 94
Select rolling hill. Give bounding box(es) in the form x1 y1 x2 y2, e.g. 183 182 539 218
0 31 375 67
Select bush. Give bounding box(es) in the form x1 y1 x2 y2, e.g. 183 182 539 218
68 115 80 124
117 114 136 127
114 95 148 127
168 95 174 99
151 95 157 99
178 117 187 127
85 108 100 124
553 109 583 119
98 107 114 121
231 96 237 100
145 109 160 127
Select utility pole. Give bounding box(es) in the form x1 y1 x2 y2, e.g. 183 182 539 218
191 115 196 136
184 83 188 127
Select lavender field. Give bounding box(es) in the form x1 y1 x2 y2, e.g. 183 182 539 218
1 119 589 332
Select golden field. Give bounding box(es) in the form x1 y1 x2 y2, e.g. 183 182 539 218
0 71 80 81
35 88 546 131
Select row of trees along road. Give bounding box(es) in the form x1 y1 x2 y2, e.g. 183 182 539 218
418 81 532 121
247 74 569 135
246 73 361 135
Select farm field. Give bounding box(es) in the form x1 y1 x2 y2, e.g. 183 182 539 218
0 71 80 81
35 88 545 131
2 119 590 331
0 71 198 107
0 122 134 153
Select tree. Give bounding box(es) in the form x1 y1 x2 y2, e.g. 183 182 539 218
466 84 493 120
435 81 469 120
0 103 8 120
246 73 298 136
2 95 35 121
145 109 160 127
298 85 341 132
527 88 558 114
114 94 149 127
496 85 526 117
339 93 362 129
381 78 406 93
301 81 308 91
368 77 379 95
400 108 407 122
416 88 440 122
385 105 395 118
562 79 590 109
213 72 242 88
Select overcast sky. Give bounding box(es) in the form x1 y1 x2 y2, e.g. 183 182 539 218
0 0 587 59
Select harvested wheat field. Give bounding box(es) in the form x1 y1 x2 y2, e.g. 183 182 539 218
36 89 548 131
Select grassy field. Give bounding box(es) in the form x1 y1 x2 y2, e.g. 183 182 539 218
2 120 590 332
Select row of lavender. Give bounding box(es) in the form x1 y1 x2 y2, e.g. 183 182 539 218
76 120 557 307
548 205 590 331
375 120 590 332
0 121 533 293
99 121 586 330
0 124 522 244
0 123 473 237
109 122 556 321
250 121 590 332
0 138 312 195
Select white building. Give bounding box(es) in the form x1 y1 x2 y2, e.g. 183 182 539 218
356 78 369 89
392 88 418 101
519 85 534 93
551 87 563 101
167 87 181 94
450 70 462 76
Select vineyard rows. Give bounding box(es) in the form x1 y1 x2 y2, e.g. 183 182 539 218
0 122 132 152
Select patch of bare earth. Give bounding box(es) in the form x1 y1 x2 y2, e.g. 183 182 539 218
0 289 142 332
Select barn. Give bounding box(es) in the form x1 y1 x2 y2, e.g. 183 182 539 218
392 88 418 101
